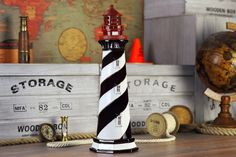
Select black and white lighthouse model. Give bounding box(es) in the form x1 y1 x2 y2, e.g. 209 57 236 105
90 5 138 153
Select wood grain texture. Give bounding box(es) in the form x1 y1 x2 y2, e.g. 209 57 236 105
0 95 98 119
0 76 99 96
128 76 194 95
1 133 236 157
144 15 196 65
0 117 97 139
0 64 99 76
144 0 185 19
127 64 194 76
196 15 236 50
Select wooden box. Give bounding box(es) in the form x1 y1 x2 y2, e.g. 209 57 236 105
0 64 99 139
127 64 194 128
0 64 194 139
0 40 33 63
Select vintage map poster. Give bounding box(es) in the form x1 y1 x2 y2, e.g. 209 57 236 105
0 0 143 63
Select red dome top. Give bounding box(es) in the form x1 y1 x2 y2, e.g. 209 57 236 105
103 5 121 16
100 5 127 40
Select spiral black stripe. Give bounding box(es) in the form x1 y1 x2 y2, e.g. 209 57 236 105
100 65 126 97
124 123 132 139
102 49 124 68
97 89 129 135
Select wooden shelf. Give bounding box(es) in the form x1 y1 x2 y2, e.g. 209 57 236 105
1 133 236 157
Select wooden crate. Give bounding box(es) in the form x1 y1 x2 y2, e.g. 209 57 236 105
0 64 194 139
0 64 99 139
127 64 194 128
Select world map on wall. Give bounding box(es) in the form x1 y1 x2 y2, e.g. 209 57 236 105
0 0 143 63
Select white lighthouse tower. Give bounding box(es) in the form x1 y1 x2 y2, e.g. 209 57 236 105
90 5 138 153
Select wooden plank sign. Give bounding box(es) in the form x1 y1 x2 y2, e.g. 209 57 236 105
186 0 236 17
0 64 195 139
0 64 99 139
127 64 194 129
0 117 97 139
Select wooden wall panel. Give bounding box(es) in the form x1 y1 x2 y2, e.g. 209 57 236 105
144 15 196 65
144 0 185 19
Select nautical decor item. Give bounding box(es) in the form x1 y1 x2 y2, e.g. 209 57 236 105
90 5 138 153
146 112 179 139
169 105 193 125
18 16 30 63
196 22 236 128
129 38 145 63
169 105 196 132
61 116 69 142
39 123 56 142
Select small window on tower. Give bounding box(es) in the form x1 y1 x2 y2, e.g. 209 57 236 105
116 115 122 127
115 85 121 94
114 60 120 68
112 31 119 35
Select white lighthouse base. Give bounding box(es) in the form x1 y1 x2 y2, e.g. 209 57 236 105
90 138 138 153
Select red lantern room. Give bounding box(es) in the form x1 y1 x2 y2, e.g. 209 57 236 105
100 5 127 40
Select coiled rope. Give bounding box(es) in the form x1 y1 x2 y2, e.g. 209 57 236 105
197 123 236 136
0 137 41 146
0 132 96 147
0 128 176 147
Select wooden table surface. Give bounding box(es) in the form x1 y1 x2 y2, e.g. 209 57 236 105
1 133 236 157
